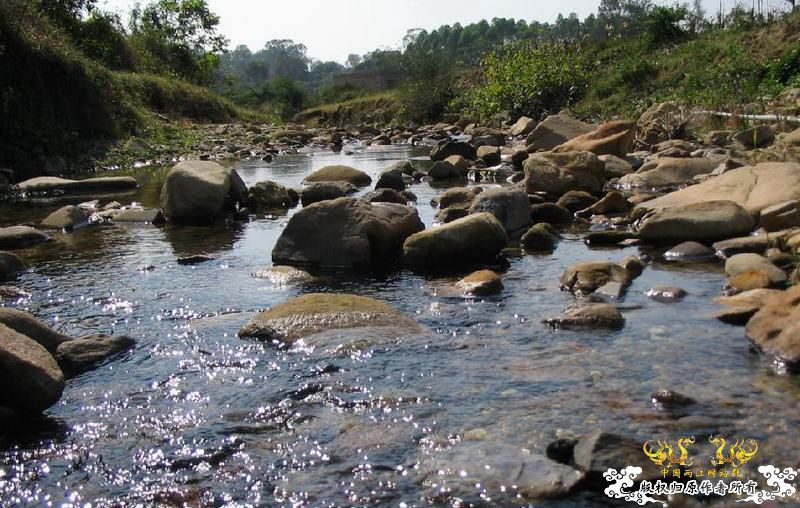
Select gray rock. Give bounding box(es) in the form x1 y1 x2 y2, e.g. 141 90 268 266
428 160 463 181
301 182 356 207
476 145 501 165
430 140 476 161
733 125 775 149
39 205 89 231
760 200 800 232
435 207 469 224
0 226 50 249
55 334 135 376
638 200 754 243
0 323 64 413
599 154 634 178
468 188 531 233
247 180 293 211
619 157 719 188
510 116 537 137
435 187 479 209
0 251 26 279
374 168 406 191
521 223 559 250
112 208 165 224
361 188 408 204
544 304 625 329
304 165 371 187
0 308 71 355
272 197 424 268
525 114 594 151
160 161 247 223
573 430 648 485
17 176 138 196
646 285 688 302
663 241 716 262
523 151 606 196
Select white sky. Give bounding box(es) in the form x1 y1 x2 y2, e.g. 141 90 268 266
98 0 763 63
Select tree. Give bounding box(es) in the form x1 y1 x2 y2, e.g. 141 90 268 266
129 0 228 84
346 53 362 68
39 0 96 32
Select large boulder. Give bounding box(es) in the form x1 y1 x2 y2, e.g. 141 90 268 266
636 162 800 214
39 205 89 231
637 101 687 146
374 168 406 191
428 160 463 181
510 116 537 137
403 213 508 269
523 151 606 195
160 161 247 223
304 165 372 187
0 323 64 413
239 293 421 347
0 308 71 355
430 140 477 161
272 197 423 268
525 115 594 152
468 188 531 233
638 200 755 243
746 285 800 368
0 226 50 249
0 251 26 279
552 120 636 158
17 176 138 195
618 157 719 188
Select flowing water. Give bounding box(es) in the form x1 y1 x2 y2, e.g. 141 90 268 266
1 145 799 507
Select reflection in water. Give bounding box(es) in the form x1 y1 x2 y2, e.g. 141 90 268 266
0 145 798 506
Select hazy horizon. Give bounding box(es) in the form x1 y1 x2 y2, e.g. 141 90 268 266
98 0 780 63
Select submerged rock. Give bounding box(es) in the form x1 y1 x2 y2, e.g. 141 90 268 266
713 288 782 325
560 259 642 296
272 197 423 268
304 165 372 187
403 213 508 270
238 293 421 347
39 205 90 231
55 334 135 377
253 265 315 285
455 270 503 296
544 304 625 330
573 430 648 486
0 323 64 413
746 285 800 368
638 200 754 242
160 160 247 223
0 226 50 249
17 176 138 195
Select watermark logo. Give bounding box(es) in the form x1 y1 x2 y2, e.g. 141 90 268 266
604 435 797 505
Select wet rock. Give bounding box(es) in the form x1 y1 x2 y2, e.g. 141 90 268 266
468 188 531 233
638 201 754 243
384 160 416 177
726 270 772 292
0 308 71 355
476 145 501 165
361 188 408 204
0 251 26 279
403 213 508 270
112 208 166 224
523 151 606 195
560 260 641 295
576 190 630 217
530 203 573 224
746 285 800 368
725 254 787 286
430 140 476 161
525 114 594 152
521 223 559 251
546 438 578 465
712 235 772 258
760 200 800 231
273 197 424 268
374 168 406 191
160 161 247 223
0 226 50 249
0 285 30 300
247 180 293 211
733 125 774 149
553 120 636 158
573 430 647 486
636 162 800 215
39 205 90 231
646 285 687 302
301 181 356 206
304 165 371 187
443 155 469 176
651 390 696 409
428 160 463 181
55 334 135 376
599 154 634 178
176 255 214 265
556 191 597 213
544 304 624 330
713 288 782 325
0 323 64 413
17 176 138 195
420 441 584 501
619 157 719 188
253 265 314 285
239 293 421 346
435 207 469 224
510 116 537 136
584 230 637 246
435 187 478 209
455 270 503 296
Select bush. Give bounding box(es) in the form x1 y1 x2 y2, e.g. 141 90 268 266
76 11 135 70
770 44 800 86
643 5 689 48
459 42 590 122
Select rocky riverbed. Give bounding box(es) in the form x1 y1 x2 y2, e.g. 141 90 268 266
1 104 800 506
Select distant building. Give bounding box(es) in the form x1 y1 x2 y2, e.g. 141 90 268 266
333 71 399 91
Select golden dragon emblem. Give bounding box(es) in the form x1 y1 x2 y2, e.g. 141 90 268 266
643 436 695 467
709 436 759 467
